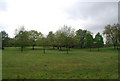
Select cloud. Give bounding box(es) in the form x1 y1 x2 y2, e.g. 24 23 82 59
0 24 6 30
0 1 118 38
119 1 120 24
0 0 79 37
0 0 7 11
66 2 118 34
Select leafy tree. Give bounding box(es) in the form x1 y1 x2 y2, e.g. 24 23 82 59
94 32 104 51
7 38 16 47
55 31 66 50
116 24 120 48
37 37 48 54
103 24 120 49
84 33 94 51
14 26 30 52
28 30 42 50
47 31 55 49
75 29 91 48
1 31 9 49
55 25 75 54
0 32 2 49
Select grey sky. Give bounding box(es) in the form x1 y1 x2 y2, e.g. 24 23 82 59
0 0 118 38
66 2 118 34
118 1 120 24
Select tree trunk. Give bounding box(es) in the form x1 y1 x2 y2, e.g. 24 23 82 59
32 45 35 50
2 46 4 50
43 48 45 54
21 46 23 52
113 44 116 49
57 46 59 50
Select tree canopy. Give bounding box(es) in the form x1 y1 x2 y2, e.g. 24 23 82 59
14 26 30 52
84 33 94 51
2 24 120 52
1 31 9 49
28 30 42 50
103 24 120 49
94 32 104 51
75 29 91 48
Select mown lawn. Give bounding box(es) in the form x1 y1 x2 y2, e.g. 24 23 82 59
2 47 118 79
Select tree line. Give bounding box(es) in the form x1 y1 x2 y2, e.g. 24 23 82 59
1 24 120 53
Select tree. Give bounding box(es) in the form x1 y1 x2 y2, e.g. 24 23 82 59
94 32 104 51
6 38 16 47
116 24 120 48
84 33 94 51
47 31 55 49
37 37 48 54
28 30 42 50
75 29 91 48
103 24 120 49
55 25 75 54
14 26 30 52
1 31 9 50
55 31 66 50
0 32 2 49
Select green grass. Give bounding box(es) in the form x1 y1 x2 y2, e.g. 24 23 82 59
2 47 118 79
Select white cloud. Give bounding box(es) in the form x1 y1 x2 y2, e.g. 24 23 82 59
0 0 80 37
0 0 118 38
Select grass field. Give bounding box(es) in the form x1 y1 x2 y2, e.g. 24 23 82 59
2 47 118 79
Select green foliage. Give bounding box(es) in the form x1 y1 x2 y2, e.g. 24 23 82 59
47 31 55 46
55 31 66 47
75 29 91 48
56 25 75 47
84 33 94 50
37 37 49 54
41 37 49 46
55 25 75 53
1 31 10 49
94 32 104 47
103 24 120 48
7 38 16 47
14 26 30 51
28 30 42 50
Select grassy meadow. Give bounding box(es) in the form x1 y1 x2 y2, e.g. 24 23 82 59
2 47 118 79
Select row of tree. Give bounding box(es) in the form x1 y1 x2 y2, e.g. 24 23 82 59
1 24 120 53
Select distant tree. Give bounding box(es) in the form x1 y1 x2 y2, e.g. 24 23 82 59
1 31 9 50
47 31 55 49
55 31 66 50
0 32 1 49
75 29 91 48
14 26 30 52
94 32 104 51
28 30 42 50
117 24 120 46
84 33 94 51
103 24 120 49
5 38 15 47
55 25 75 54
37 37 48 54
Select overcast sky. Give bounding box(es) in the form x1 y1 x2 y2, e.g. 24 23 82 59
0 0 119 38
